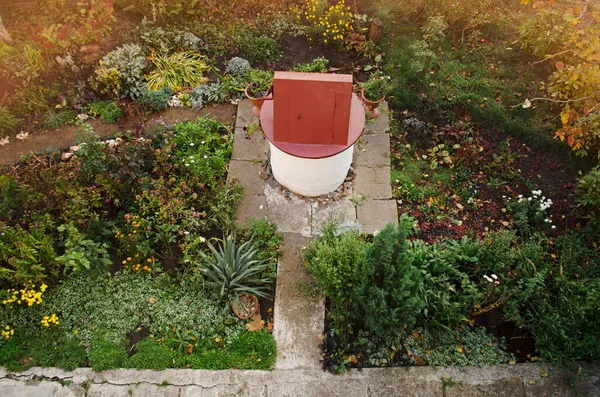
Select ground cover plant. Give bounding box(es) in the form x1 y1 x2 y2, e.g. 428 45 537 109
0 116 281 370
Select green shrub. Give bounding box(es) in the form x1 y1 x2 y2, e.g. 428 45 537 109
241 36 280 66
90 44 146 99
88 333 128 371
303 222 366 340
0 218 58 288
225 57 251 75
171 116 232 186
127 338 173 370
0 106 20 134
355 218 424 337
55 223 112 274
87 101 123 124
575 166 600 230
146 51 211 91
135 87 171 111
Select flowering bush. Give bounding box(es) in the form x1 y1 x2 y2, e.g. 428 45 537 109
244 69 273 98
225 57 251 75
301 0 353 47
506 190 554 237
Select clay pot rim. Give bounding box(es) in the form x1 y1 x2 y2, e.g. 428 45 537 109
360 87 385 104
244 85 272 101
231 293 259 319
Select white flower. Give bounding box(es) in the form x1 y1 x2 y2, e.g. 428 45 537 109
190 160 194 163
203 155 208 159
189 142 195 146
76 113 89 121
518 195 523 198
551 225 556 229
0 136 9 146
201 141 205 144
16 131 29 140
491 274 498 280
199 236 206 243
185 163 190 166
528 197 532 201
484 275 493 282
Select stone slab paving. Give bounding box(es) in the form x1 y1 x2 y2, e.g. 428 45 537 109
2 363 599 396
353 166 394 200
363 102 390 134
272 233 324 370
357 199 399 235
353 133 391 168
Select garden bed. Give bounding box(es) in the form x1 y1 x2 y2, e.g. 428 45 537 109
0 116 282 371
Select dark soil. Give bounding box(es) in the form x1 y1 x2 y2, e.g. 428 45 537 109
126 326 151 356
277 34 369 82
474 308 537 362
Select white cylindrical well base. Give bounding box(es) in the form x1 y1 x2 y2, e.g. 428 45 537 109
269 143 353 197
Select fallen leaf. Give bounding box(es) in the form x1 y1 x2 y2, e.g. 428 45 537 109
148 297 156 304
246 314 265 332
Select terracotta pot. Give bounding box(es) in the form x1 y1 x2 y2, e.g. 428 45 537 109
361 88 385 119
231 294 259 319
245 86 271 117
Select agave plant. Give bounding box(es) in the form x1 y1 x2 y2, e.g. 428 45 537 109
198 234 270 301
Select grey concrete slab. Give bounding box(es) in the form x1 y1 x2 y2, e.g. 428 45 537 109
293 380 369 397
87 383 132 397
130 383 180 397
277 233 310 274
363 102 390 134
311 199 357 237
357 199 398 235
273 242 324 370
232 127 270 162
235 99 260 127
445 377 525 397
354 166 393 200
353 133 391 168
264 184 312 237
227 160 266 196
0 385 55 397
235 195 268 227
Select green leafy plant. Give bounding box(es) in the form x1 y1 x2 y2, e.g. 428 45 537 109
87 101 123 124
90 44 146 99
146 51 211 91
225 57 251 75
55 223 112 275
427 143 457 169
240 36 280 66
245 69 273 98
135 87 171 111
360 72 392 101
292 57 329 73
575 167 600 230
198 234 271 302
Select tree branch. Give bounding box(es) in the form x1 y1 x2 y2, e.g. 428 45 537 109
0 13 12 43
511 93 596 108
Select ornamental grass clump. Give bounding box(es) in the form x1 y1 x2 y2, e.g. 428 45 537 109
146 51 211 91
198 234 270 302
